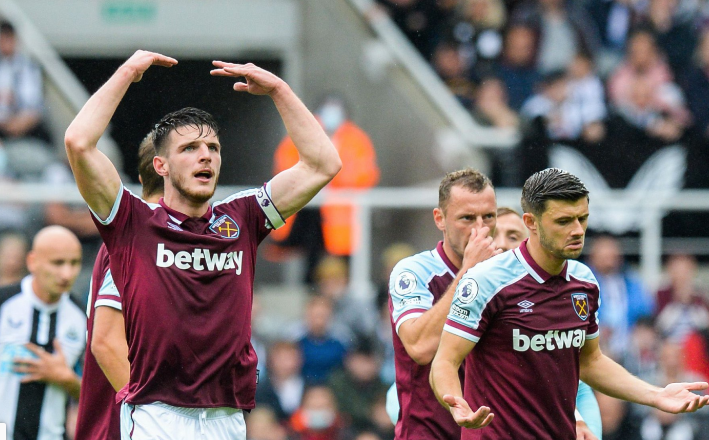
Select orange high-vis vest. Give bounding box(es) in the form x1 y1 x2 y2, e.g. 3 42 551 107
272 120 379 255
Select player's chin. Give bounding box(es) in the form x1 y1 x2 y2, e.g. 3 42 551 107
188 187 216 204
561 247 584 260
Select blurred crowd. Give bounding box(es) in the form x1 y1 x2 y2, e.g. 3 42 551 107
376 0 709 191
0 19 103 299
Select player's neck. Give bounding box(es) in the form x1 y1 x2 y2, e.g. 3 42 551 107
442 240 462 270
526 237 565 276
163 191 211 218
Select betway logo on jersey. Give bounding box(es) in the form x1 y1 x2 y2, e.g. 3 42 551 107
513 328 586 352
156 243 243 274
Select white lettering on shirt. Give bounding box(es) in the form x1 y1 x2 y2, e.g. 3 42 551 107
156 243 243 275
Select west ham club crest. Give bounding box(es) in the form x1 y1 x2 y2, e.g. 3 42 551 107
571 293 589 321
210 214 240 239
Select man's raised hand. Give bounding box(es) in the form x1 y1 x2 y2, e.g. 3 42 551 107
462 226 501 271
122 50 178 83
654 382 709 413
442 394 494 429
210 61 285 96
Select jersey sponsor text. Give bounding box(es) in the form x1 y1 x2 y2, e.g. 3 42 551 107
512 328 586 352
156 243 243 274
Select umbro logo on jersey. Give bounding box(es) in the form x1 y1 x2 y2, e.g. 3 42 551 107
210 215 240 239
156 243 243 274
167 222 183 231
513 329 586 352
7 319 22 328
517 300 534 313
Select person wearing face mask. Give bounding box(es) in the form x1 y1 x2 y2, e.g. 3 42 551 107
288 385 351 440
269 94 380 279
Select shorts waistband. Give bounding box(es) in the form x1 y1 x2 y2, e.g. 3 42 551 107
149 402 241 420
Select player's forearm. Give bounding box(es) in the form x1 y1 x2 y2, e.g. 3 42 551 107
430 356 464 408
403 272 464 364
65 66 134 153
92 337 130 392
269 83 341 178
580 351 660 406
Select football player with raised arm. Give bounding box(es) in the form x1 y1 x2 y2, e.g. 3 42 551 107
64 51 341 439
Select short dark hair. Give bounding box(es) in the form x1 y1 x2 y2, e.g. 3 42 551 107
438 168 493 211
497 207 521 218
137 135 164 199
0 21 14 35
150 107 220 156
521 168 589 216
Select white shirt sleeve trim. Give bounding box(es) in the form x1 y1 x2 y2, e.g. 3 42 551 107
89 184 124 225
443 324 480 343
574 409 584 422
95 299 122 310
586 330 600 340
395 312 423 335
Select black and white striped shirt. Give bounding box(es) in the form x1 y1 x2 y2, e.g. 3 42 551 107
0 276 85 440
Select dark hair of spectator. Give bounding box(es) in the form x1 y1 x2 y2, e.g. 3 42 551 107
439 168 493 212
150 107 220 156
0 21 14 35
521 168 589 216
137 135 164 199
541 69 567 86
634 315 656 329
497 206 521 218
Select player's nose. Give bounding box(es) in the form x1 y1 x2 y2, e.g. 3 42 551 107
570 219 585 236
197 144 211 161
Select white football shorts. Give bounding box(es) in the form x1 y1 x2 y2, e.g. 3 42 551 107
120 401 245 440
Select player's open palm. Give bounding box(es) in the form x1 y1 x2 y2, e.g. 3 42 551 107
210 61 285 96
122 50 178 83
462 226 501 270
443 394 494 429
655 382 709 413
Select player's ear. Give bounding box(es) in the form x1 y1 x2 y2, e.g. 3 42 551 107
153 155 168 177
433 207 445 232
26 250 36 273
522 212 537 234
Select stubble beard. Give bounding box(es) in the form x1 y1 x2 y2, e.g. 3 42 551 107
171 172 217 205
539 226 584 261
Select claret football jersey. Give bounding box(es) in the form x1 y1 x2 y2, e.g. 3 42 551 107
389 241 462 440
91 183 284 409
75 244 121 440
444 240 600 440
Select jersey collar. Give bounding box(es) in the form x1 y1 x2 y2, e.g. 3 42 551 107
435 241 460 274
158 198 214 225
513 239 569 284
